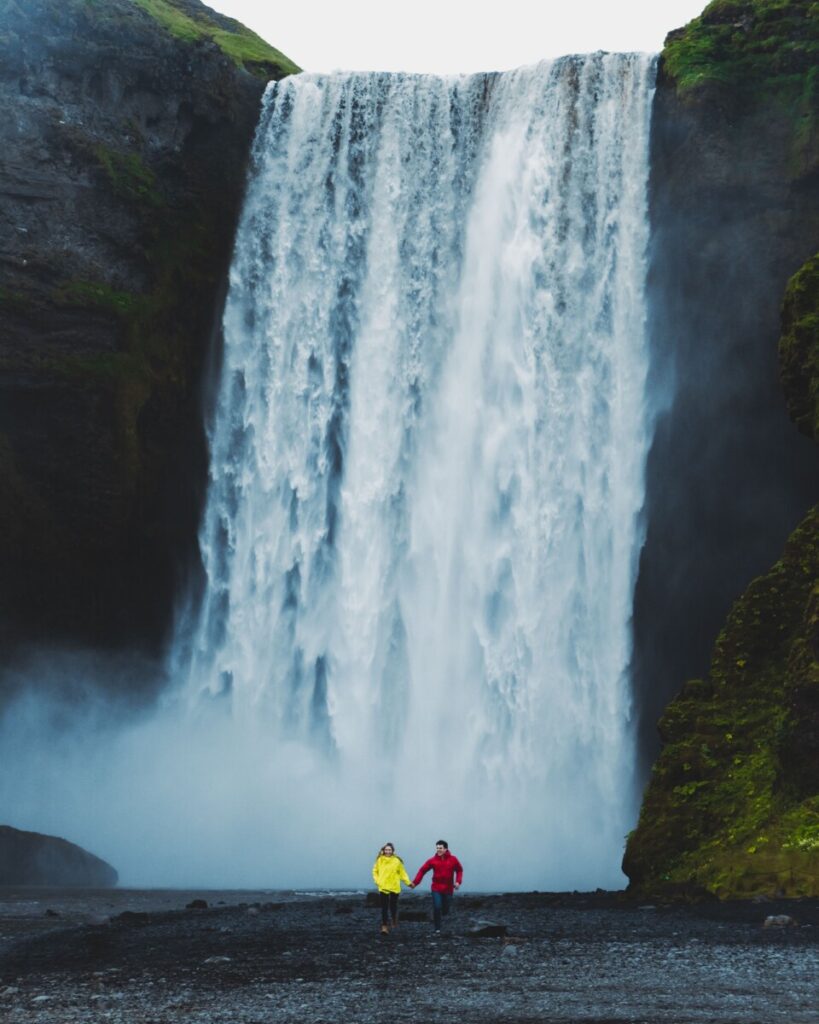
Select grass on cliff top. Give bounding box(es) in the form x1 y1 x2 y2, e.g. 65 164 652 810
131 0 300 79
664 0 819 98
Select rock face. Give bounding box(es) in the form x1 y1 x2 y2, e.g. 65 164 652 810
627 0 819 900
632 0 819 766
0 0 298 654
625 238 819 897
0 824 118 886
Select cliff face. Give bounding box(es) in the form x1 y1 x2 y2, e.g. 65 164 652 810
0 0 298 654
627 0 819 897
632 0 819 767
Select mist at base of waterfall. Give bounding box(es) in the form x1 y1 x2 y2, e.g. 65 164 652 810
0 678 631 889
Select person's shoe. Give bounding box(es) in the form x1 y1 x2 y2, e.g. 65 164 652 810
380 924 389 935
391 918 398 929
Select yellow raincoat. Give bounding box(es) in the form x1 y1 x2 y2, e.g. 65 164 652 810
372 854 411 894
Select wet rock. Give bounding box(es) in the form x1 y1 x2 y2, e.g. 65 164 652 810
186 899 208 910
763 914 798 928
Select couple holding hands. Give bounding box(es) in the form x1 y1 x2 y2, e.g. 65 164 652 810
372 839 464 934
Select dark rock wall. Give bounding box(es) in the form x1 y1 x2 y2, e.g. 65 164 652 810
0 0 297 658
633 0 819 772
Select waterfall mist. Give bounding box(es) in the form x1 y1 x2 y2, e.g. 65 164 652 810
0 55 656 890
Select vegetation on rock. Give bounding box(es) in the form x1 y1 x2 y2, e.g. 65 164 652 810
664 0 819 97
780 253 819 441
662 0 819 174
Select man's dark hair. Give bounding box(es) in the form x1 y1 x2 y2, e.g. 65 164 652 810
436 839 448 849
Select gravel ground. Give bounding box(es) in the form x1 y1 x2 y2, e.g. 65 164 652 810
0 889 817 1023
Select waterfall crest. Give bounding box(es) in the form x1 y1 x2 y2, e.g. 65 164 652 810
181 54 656 889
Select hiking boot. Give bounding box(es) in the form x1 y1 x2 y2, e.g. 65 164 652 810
380 924 389 935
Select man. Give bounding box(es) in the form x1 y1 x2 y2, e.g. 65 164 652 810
410 839 463 932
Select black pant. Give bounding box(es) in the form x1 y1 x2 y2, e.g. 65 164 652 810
379 891 398 925
432 890 452 930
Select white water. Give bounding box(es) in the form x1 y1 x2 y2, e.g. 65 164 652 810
0 55 655 891
168 54 656 890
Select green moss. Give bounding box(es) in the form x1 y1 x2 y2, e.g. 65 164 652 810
661 2 819 176
625 505 819 898
55 280 142 316
780 251 819 440
132 0 300 79
93 145 162 207
664 0 819 98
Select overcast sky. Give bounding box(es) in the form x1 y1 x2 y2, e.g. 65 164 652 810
205 0 707 74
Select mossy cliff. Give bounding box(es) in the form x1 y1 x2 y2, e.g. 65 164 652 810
0 0 298 651
663 0 819 176
625 245 819 897
632 0 819 766
780 251 819 439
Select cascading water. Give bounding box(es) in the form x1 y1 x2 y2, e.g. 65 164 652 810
180 53 656 889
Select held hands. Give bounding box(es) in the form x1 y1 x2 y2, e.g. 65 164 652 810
454 882 461 889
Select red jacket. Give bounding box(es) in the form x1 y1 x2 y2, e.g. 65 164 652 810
412 852 463 893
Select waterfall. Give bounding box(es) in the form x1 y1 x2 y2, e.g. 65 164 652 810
181 54 656 890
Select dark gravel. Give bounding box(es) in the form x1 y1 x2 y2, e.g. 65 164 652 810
0 889 817 1022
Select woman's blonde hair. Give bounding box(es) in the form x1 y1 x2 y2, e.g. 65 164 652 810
377 842 403 862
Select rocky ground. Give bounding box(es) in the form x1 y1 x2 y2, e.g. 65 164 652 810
0 889 816 1023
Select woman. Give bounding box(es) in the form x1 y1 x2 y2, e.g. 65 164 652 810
372 842 411 934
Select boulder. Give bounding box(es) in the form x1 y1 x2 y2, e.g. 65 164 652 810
0 824 117 886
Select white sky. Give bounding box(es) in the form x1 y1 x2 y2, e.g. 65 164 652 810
205 0 707 74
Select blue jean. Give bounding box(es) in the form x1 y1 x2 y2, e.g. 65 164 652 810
431 891 452 930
